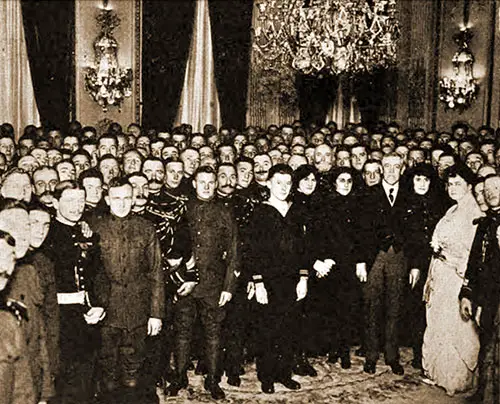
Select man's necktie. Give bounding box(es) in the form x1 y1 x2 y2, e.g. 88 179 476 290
389 187 394 204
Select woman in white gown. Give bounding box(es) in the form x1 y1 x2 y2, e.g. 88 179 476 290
422 164 483 395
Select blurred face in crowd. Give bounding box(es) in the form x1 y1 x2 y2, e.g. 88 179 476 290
310 132 325 146
351 146 368 172
459 141 475 161
236 161 253 189
54 188 86 225
474 181 488 212
0 237 16 291
313 144 333 173
48 130 62 149
448 140 459 154
188 135 203 150
123 150 142 175
199 146 213 161
29 209 51 249
271 136 284 149
56 161 76 182
127 124 141 137
142 160 165 193
363 162 382 187
217 165 237 196
136 136 151 155
256 138 270 154
18 155 39 175
72 154 91 178
343 135 359 147
19 138 35 157
335 172 353 196
180 149 200 177
395 145 409 165
0 208 31 259
165 161 184 190
82 144 98 167
172 134 187 151
116 135 127 158
82 177 103 207
267 172 292 202
253 154 272 184
447 174 470 202
437 155 455 179
99 157 120 185
200 157 217 170
288 155 307 171
242 144 257 160
162 146 179 161
291 135 306 147
268 149 283 166
484 176 500 209
413 175 431 196
477 165 496 179
194 172 217 201
281 127 293 145
408 149 425 167
150 140 165 158
480 143 495 166
219 146 236 164
465 152 484 174
298 173 317 196
382 155 403 185
106 184 133 218
98 137 117 158
336 150 351 168
233 135 247 155
33 168 58 205
381 137 396 154
62 135 79 153
1 171 32 203
31 148 48 167
291 145 305 156
0 137 15 163
431 149 443 168
128 175 149 211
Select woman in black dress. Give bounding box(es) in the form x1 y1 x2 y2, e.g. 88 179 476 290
312 167 364 368
291 165 321 377
402 163 449 369
248 164 309 394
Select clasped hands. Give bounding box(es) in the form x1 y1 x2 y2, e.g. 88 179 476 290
247 277 308 305
460 297 482 326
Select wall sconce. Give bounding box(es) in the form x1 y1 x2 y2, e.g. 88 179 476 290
84 7 132 112
439 28 478 112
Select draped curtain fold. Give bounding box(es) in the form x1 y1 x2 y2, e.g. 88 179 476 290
142 0 195 131
176 0 220 133
0 0 39 137
21 0 74 131
208 0 253 130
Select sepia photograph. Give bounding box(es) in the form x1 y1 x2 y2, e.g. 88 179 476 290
0 0 499 403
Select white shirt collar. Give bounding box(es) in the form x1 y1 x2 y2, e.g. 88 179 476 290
382 180 399 204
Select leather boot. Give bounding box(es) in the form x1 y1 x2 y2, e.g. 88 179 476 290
293 352 317 377
204 377 225 400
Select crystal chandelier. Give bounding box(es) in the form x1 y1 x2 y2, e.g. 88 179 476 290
439 28 478 112
84 5 132 112
253 0 400 76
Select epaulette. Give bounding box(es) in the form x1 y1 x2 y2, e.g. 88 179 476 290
0 299 29 324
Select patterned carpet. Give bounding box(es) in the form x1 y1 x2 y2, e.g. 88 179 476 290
157 348 470 404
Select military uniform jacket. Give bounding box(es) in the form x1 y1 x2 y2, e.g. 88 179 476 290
186 198 238 299
460 209 500 333
93 213 165 330
0 309 36 404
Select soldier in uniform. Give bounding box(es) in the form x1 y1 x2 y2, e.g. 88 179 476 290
93 178 164 403
0 200 54 402
0 229 36 404
43 181 109 404
166 165 238 400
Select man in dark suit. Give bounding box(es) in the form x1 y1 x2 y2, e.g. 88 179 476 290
93 178 164 404
360 152 418 375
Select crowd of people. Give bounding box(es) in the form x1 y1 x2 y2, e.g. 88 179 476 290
0 119 499 403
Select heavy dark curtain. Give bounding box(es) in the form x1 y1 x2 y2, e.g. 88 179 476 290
142 0 195 131
21 0 74 131
297 74 337 128
208 0 253 130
